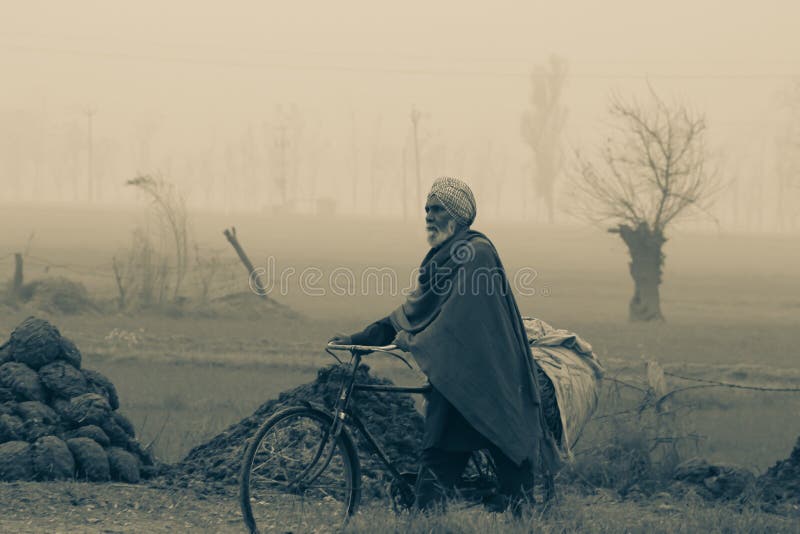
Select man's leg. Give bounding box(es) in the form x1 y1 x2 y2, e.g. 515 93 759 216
488 445 535 514
414 448 471 511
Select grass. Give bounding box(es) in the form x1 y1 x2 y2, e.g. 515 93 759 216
1 480 795 533
44 313 792 471
345 492 797 533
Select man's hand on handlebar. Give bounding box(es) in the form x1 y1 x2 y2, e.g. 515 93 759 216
392 331 411 352
328 333 352 345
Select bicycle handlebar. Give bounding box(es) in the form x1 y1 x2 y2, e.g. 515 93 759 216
325 343 412 369
326 343 399 352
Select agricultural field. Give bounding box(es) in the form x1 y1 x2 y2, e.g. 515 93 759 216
0 204 798 532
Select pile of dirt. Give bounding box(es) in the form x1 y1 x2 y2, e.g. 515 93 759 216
0 317 156 482
672 458 756 500
174 364 424 498
17 277 95 315
757 436 800 507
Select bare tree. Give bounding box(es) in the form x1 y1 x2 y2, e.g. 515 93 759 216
402 107 432 215
127 175 190 302
274 120 290 208
571 89 721 321
303 120 328 209
85 108 96 202
521 55 569 223
475 141 508 218
774 80 800 231
266 104 303 211
410 106 423 211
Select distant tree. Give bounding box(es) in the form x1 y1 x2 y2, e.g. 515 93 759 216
571 89 721 321
475 141 508 218
62 119 84 201
266 104 303 210
401 140 410 221
368 116 394 215
410 106 424 211
521 55 569 223
304 126 328 209
774 80 800 231
134 116 160 172
401 107 433 216
240 124 259 211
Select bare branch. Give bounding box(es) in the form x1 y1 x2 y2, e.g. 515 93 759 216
569 88 719 234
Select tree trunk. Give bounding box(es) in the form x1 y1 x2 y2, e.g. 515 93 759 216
615 223 665 321
544 189 555 225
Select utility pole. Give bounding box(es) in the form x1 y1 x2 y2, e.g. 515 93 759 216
350 111 358 210
410 106 422 211
401 143 408 221
85 108 96 202
276 122 289 207
369 116 382 216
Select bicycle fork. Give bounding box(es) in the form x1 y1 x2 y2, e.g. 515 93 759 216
293 363 360 489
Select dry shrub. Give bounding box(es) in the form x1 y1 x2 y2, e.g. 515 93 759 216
111 175 189 312
568 410 684 494
12 277 94 315
566 361 700 495
112 229 171 310
127 175 189 302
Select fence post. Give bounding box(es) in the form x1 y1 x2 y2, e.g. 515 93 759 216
12 253 23 299
223 228 269 300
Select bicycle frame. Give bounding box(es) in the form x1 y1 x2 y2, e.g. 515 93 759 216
323 344 431 499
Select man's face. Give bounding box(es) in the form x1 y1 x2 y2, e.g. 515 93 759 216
425 196 457 247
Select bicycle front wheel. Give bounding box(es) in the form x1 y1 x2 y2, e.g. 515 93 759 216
239 406 361 534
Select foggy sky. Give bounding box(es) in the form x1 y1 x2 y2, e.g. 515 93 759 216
2 1 799 227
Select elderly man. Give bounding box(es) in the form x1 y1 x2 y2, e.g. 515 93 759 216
330 176 558 512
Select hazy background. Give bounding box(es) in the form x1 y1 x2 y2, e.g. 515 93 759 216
2 0 799 231
0 1 799 484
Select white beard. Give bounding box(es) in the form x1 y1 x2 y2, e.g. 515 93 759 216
426 220 457 248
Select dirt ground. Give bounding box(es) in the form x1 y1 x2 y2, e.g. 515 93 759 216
1 481 796 533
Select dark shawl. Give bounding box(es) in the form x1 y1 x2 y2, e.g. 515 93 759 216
390 228 559 468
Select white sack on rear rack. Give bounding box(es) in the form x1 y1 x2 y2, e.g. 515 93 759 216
523 317 604 460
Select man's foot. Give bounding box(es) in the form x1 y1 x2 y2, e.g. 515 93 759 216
482 493 533 518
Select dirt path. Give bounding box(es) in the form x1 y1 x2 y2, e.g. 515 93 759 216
0 481 244 533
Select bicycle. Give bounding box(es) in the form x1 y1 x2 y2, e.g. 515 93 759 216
238 343 529 533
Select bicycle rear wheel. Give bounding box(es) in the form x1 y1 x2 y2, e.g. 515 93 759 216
239 406 361 533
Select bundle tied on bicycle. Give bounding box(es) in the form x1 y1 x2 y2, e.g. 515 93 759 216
523 317 604 460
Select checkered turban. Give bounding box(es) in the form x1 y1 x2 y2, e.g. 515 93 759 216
427 176 477 227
